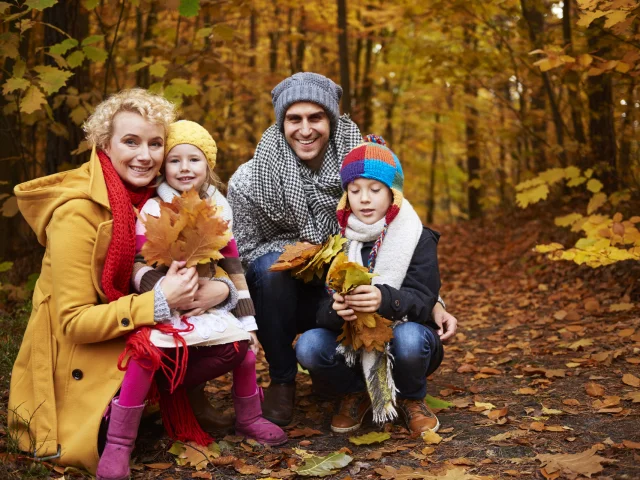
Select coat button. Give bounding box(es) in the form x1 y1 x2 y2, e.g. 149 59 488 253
72 369 83 380
121 318 130 327
394 299 401 308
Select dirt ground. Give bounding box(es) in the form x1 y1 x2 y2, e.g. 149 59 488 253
2 212 639 479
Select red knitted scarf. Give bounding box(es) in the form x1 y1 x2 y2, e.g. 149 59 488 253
97 150 154 301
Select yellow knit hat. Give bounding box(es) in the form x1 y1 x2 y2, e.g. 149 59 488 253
165 120 218 170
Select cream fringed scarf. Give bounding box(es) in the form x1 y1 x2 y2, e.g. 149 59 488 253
336 198 423 423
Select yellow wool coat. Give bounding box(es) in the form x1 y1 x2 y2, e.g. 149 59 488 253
8 148 156 474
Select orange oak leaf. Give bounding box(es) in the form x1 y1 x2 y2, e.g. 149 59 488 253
140 189 231 268
269 242 322 271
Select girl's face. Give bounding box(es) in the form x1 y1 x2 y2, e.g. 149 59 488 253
347 178 393 225
164 144 209 193
104 111 165 188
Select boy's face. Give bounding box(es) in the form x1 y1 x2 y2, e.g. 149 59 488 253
347 178 393 225
164 144 209 193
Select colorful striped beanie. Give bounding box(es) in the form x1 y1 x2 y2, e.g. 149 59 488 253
337 135 404 231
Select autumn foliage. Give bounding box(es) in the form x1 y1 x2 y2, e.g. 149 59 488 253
140 189 231 268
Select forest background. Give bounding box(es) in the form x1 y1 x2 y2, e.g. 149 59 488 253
0 0 639 274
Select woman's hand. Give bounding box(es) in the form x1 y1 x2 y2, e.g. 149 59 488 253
248 331 260 355
432 302 458 342
161 261 198 310
332 292 357 322
180 279 230 317
343 285 382 313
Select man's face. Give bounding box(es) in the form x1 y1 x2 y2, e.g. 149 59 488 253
283 102 330 170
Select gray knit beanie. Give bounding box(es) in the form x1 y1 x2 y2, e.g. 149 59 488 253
271 72 343 130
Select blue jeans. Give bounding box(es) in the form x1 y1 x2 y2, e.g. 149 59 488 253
296 322 444 399
246 251 327 384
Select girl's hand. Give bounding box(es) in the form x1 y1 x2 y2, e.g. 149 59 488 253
181 279 230 317
344 285 381 313
333 292 357 322
248 331 260 355
161 261 198 309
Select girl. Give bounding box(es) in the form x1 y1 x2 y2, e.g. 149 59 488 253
97 121 286 480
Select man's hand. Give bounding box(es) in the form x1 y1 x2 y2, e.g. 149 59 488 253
332 292 357 321
181 279 230 317
432 302 458 342
344 285 382 313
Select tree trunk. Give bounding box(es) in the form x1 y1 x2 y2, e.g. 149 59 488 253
296 7 306 72
562 0 586 146
360 36 374 133
43 0 89 174
618 80 635 189
337 0 351 114
136 3 156 88
426 113 440 224
521 0 567 167
586 18 617 190
464 26 481 220
269 1 280 73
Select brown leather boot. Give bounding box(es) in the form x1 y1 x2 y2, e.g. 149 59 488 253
187 383 235 433
261 382 296 426
330 392 371 433
397 398 440 435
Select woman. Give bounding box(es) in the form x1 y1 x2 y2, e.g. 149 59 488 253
7 89 245 477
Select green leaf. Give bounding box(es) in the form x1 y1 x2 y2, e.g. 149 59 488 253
82 45 108 62
212 24 234 42
0 261 13 273
349 432 390 445
0 32 20 59
127 61 148 73
34 65 73 95
26 273 39 291
168 441 186 456
196 27 213 39
82 0 99 9
50 38 78 55
66 50 85 68
81 34 104 46
164 78 198 103
149 61 168 78
25 0 57 10
295 452 352 477
424 395 453 410
13 58 26 78
20 86 47 114
344 267 374 292
179 0 200 17
586 178 603 193
0 2 12 14
3 77 30 95
70 105 88 125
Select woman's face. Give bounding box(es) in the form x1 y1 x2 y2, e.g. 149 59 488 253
104 111 165 188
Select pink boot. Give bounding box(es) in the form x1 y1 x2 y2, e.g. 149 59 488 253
233 388 288 446
96 398 145 480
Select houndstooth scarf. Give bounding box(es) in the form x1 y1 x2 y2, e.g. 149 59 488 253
251 115 362 245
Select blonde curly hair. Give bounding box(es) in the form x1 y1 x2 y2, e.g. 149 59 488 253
83 88 177 150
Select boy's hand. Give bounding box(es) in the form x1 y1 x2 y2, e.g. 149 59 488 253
432 302 458 342
332 292 357 322
344 285 382 313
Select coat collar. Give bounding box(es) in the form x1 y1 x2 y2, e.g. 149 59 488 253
88 146 111 211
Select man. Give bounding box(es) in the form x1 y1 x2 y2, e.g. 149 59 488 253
227 72 457 427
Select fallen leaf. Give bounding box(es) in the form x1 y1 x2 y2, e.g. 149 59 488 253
233 459 261 475
295 452 352 477
145 463 173 470
585 382 605 397
489 430 528 443
545 369 566 378
569 338 594 351
623 391 640 402
563 399 580 406
192 472 213 479
422 430 443 445
474 401 496 410
530 421 546 432
516 387 537 395
609 303 634 312
288 427 322 438
618 328 636 337
622 373 640 387
623 440 640 449
625 357 640 365
536 445 610 477
424 395 453 410
584 298 600 312
349 431 390 445
488 407 509 420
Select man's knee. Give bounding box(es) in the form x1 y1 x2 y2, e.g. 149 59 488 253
247 252 296 292
392 323 430 367
295 329 335 370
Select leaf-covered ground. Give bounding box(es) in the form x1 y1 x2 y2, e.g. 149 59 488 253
2 212 639 479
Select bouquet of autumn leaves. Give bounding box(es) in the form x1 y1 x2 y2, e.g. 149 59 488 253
140 189 231 268
270 239 393 353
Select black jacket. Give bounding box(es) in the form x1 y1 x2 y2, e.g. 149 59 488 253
316 227 441 331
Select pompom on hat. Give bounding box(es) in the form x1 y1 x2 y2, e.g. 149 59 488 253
165 120 218 170
337 135 404 230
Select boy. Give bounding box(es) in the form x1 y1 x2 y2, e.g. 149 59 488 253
296 137 444 434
